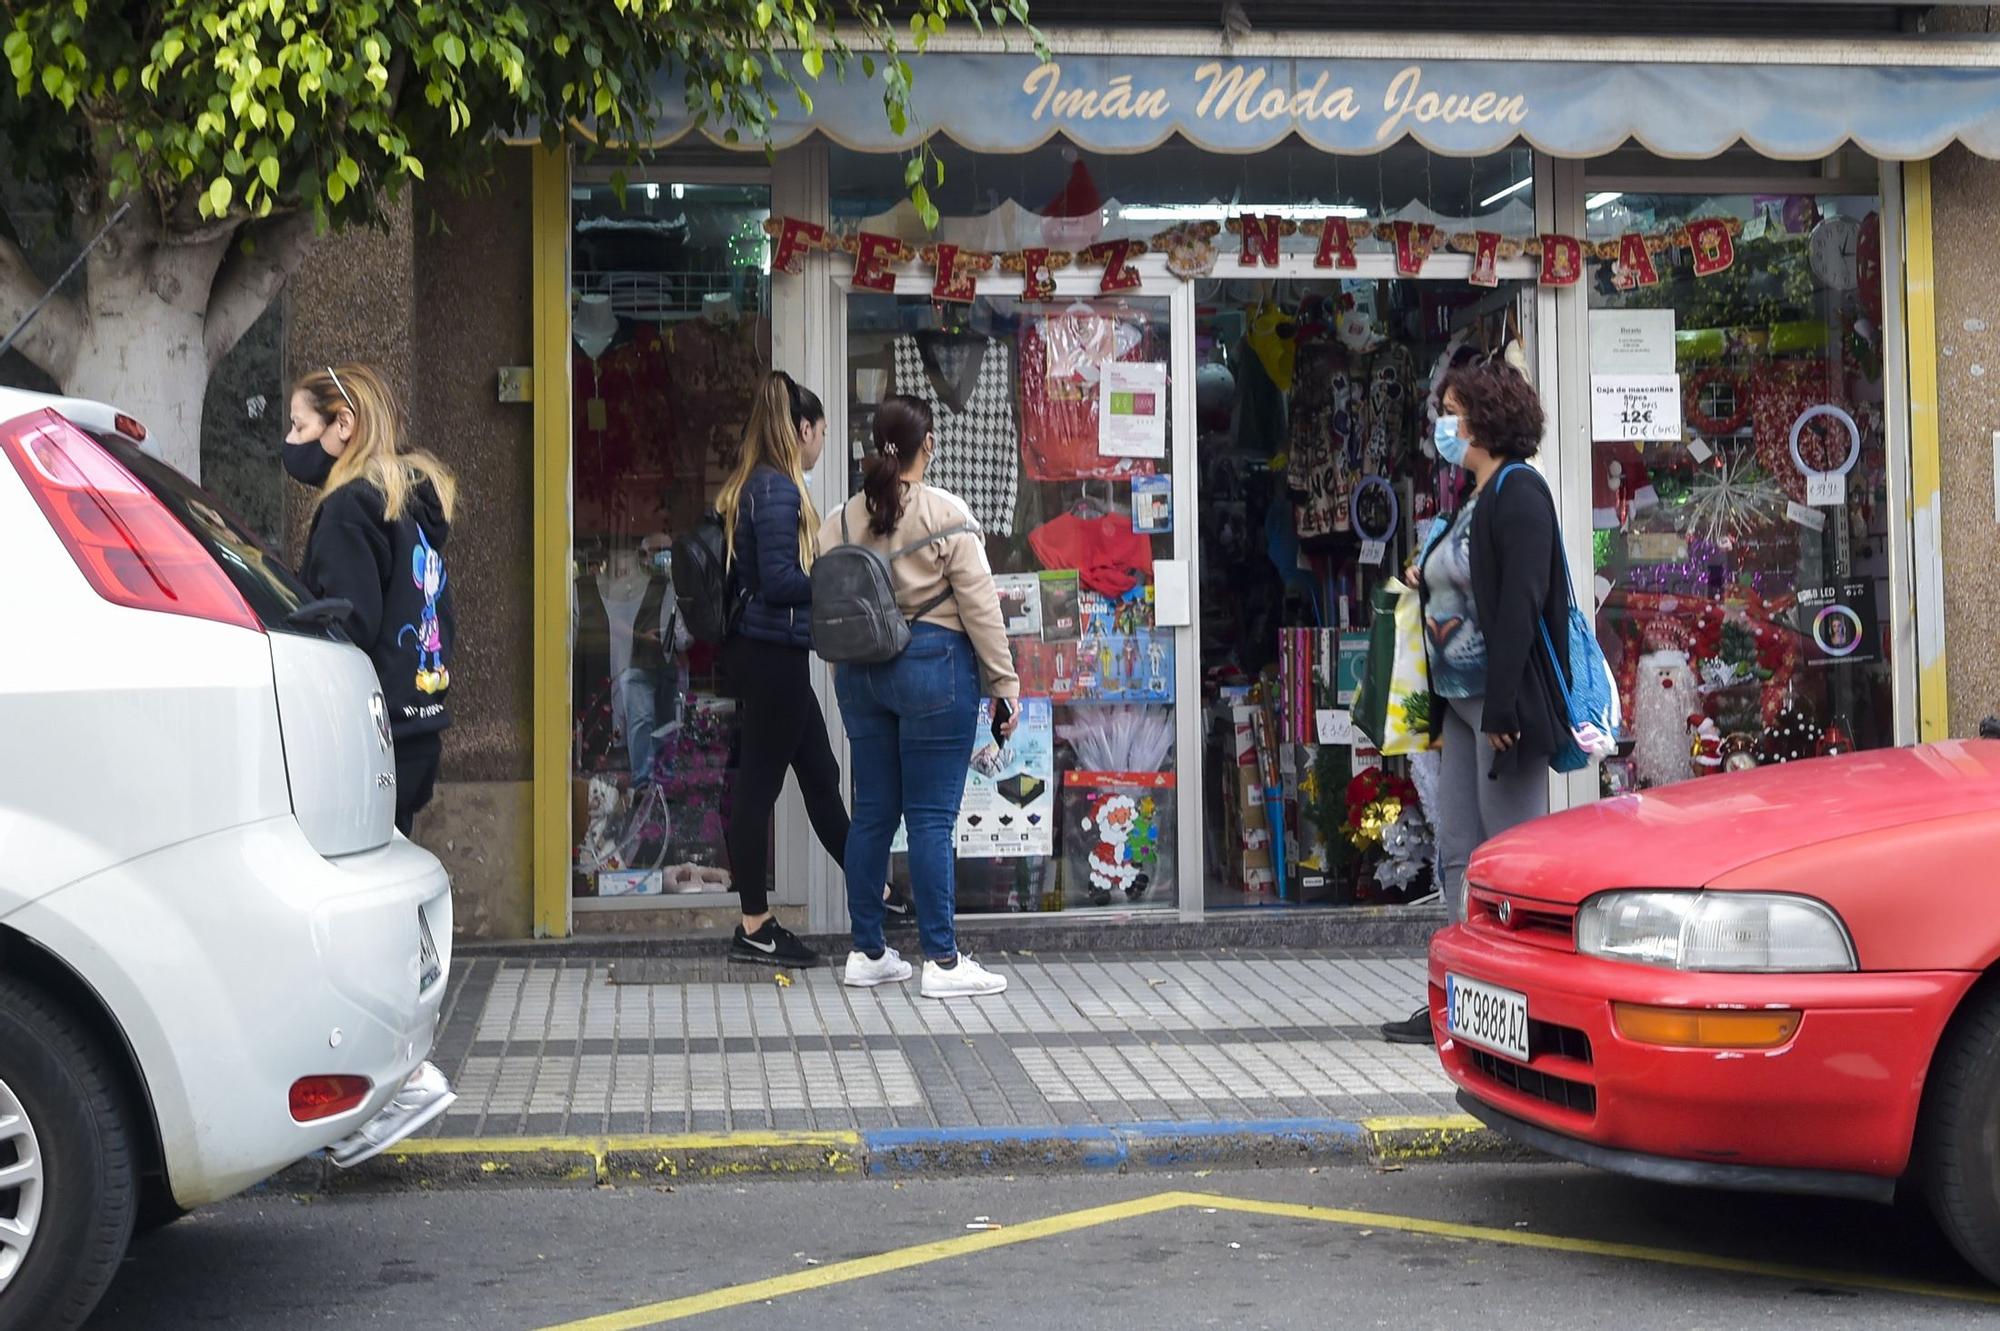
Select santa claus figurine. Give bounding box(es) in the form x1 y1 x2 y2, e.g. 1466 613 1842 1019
1690 715 1724 776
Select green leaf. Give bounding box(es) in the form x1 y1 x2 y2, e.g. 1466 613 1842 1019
801 45 824 79
904 156 922 187
402 155 425 181
754 1 773 28
207 176 234 216
162 35 184 67
259 155 280 189
327 172 347 205
276 107 296 138
336 155 360 187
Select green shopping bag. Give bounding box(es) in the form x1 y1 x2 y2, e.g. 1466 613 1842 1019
1353 578 1440 754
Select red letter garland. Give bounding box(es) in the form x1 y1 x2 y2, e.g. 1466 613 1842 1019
1314 216 1358 270
1392 221 1437 277
1085 238 1148 294
771 217 825 276
1469 230 1502 288
1020 246 1058 301
1539 233 1583 286
1686 218 1735 278
852 232 906 293
1616 232 1661 289
930 244 988 303
1239 214 1282 268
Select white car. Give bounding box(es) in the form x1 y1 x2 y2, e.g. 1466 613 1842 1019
0 388 455 1330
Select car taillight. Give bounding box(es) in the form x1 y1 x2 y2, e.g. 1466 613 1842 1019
289 1075 372 1122
0 409 260 632
113 412 147 443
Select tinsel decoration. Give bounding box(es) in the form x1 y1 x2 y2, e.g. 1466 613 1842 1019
1680 450 1783 548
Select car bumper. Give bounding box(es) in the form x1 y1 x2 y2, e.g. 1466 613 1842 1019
10 818 453 1206
1429 923 1973 1180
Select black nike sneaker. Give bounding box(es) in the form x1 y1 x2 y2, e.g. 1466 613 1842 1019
883 883 916 928
730 919 821 967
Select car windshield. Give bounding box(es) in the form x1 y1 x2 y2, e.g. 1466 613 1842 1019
96 435 336 640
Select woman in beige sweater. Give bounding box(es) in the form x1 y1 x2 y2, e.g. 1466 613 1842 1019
820 394 1021 999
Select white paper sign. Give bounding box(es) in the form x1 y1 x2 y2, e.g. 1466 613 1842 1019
1098 361 1168 459
1806 471 1847 507
1153 559 1192 628
1788 500 1829 532
1687 435 1714 463
1359 539 1386 566
1315 709 1355 746
1591 374 1682 443
1589 310 1677 374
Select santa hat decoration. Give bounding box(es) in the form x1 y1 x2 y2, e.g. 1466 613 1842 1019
1041 149 1105 250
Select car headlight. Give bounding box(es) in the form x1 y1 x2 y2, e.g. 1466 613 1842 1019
1576 891 1856 972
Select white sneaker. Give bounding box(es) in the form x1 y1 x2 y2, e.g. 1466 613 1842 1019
328 1061 458 1168
843 946 914 988
921 954 1007 999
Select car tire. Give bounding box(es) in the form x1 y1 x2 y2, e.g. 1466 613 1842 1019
0 976 137 1331
1921 984 2000 1285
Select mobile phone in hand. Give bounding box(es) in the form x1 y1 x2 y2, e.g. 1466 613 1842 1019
990 698 1015 748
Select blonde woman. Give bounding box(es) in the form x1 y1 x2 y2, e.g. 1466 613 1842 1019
714 371 850 968
285 363 458 837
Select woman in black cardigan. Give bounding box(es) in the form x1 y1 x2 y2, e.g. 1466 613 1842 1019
1383 360 1572 1046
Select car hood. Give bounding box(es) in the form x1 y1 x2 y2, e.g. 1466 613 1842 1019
1470 741 2000 905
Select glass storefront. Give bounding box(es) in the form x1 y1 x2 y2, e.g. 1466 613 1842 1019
1584 180 1892 793
550 135 1916 931
567 176 774 903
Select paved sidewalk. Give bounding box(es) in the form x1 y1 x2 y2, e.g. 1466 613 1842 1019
424 948 1454 1139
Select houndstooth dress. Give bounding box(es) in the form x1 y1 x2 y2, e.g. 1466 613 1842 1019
893 333 1019 537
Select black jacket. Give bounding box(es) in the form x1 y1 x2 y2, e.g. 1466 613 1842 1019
730 465 814 650
303 478 455 740
1467 464 1572 778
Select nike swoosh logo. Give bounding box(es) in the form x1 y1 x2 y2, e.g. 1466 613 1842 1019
743 936 779 954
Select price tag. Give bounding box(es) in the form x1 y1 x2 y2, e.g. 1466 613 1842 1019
1787 500 1829 532
1806 471 1847 507
1359 540 1386 566
1315 709 1354 746
1687 435 1714 463
1590 374 1682 442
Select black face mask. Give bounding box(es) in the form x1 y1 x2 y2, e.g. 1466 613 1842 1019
283 440 337 488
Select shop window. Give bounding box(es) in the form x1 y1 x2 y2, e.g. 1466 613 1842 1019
568 178 773 901
844 291 1179 915
1194 274 1534 910
1586 189 1892 793
829 136 1534 252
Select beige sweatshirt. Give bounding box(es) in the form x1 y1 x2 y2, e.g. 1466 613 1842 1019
818 483 1021 699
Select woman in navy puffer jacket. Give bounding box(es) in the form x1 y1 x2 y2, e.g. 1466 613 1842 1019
714 372 851 967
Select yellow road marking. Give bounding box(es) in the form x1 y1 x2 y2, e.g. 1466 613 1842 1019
531 1187 1996 1330
533 1194 1189 1331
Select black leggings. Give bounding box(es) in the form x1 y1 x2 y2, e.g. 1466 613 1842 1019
722 636 850 916
394 731 443 837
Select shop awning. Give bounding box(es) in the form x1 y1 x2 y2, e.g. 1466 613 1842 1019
629 34 2000 161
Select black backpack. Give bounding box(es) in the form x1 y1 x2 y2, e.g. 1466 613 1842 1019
810 508 969 664
670 510 745 645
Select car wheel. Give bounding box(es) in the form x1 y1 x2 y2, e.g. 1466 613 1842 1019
1922 984 2000 1285
0 976 137 1331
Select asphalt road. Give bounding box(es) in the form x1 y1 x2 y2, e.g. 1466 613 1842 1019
86 1164 1997 1330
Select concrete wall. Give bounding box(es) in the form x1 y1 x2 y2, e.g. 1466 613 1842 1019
290 157 539 939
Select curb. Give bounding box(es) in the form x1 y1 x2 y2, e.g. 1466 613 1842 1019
271 1115 1533 1194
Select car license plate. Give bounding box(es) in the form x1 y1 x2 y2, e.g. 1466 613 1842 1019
1446 973 1530 1063
417 908 442 994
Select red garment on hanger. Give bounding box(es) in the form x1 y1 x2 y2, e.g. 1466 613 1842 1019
1029 511 1155 596
1018 313 1157 482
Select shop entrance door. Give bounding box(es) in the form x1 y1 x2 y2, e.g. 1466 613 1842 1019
1190 267 1545 914
827 262 1199 926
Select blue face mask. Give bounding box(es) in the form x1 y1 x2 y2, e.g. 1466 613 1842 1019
1433 414 1470 469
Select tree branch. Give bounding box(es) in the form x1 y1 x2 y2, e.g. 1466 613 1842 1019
0 234 83 383
203 209 318 370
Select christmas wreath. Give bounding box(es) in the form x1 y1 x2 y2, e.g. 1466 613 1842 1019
1683 366 1751 437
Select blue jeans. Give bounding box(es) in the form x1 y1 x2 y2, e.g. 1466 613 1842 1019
836 624 979 961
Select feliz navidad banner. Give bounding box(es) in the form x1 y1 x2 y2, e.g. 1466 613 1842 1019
759 212 1745 298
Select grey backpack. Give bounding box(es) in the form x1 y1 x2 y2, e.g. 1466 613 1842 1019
810 508 970 664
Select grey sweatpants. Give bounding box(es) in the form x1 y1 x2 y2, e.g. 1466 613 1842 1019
1435 694 1549 923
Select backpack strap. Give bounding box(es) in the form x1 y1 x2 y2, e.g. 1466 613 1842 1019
1493 462 1577 695
887 522 971 561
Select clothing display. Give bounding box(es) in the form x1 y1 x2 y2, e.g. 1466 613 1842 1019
667 314 767 477
1283 340 1416 545
1018 312 1158 482
893 332 1021 535
574 330 676 503
1029 510 1156 597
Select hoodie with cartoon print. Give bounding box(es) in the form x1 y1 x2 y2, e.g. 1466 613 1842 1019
302 477 455 740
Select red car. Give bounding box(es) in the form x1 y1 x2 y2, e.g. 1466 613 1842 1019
1432 741 2000 1281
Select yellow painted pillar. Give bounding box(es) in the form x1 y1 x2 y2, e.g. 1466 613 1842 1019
1904 160 1949 742
530 145 573 937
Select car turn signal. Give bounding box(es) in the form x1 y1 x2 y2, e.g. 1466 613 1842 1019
1612 1004 1801 1049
